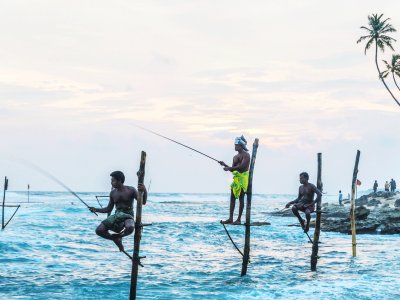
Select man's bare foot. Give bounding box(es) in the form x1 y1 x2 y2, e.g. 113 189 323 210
112 237 125 252
232 220 241 225
221 219 233 224
304 222 310 233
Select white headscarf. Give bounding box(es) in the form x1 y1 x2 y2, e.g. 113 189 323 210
234 135 248 151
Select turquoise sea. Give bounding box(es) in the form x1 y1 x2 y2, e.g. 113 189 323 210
1 191 399 300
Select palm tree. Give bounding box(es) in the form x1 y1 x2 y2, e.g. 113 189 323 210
357 13 400 107
382 54 400 92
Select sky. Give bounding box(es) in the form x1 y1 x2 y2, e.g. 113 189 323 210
0 0 399 194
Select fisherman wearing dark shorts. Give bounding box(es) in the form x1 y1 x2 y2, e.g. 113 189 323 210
89 171 147 252
101 208 135 233
285 172 322 233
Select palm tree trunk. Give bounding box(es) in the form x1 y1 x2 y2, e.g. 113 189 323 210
374 40 400 107
392 73 400 92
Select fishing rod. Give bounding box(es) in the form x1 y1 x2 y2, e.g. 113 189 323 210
134 124 220 163
305 232 313 243
20 160 98 216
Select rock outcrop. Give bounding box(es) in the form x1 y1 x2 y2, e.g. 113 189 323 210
271 191 400 234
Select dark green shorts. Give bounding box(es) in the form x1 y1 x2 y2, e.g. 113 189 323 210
102 210 134 233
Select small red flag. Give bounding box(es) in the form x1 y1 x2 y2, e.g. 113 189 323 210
356 179 362 186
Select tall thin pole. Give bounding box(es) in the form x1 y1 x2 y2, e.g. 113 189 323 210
28 184 30 203
350 150 361 257
130 151 146 300
241 138 259 277
2 177 8 229
311 153 322 271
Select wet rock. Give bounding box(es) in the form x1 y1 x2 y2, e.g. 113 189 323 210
386 209 400 221
355 206 370 220
380 223 400 234
272 192 400 234
367 198 381 207
356 195 368 206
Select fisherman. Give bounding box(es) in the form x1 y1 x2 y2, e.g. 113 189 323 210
390 178 396 192
285 172 322 233
338 190 343 206
219 135 250 225
373 180 378 194
89 171 147 252
385 181 390 192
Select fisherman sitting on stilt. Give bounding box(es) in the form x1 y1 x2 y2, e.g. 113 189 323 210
285 172 322 233
89 171 147 252
219 135 250 225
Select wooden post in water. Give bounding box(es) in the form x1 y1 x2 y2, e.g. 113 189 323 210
311 153 322 271
130 151 146 300
350 150 360 257
28 184 30 203
240 138 259 277
2 177 9 230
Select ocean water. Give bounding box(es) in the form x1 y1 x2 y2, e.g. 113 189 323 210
0 191 399 300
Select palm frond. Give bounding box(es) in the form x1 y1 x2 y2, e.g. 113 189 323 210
380 35 396 43
357 35 372 44
382 39 395 51
360 26 373 34
382 59 391 70
364 38 374 54
381 70 389 78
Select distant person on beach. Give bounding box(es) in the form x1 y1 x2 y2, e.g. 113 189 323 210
89 171 147 252
390 179 396 192
219 135 250 225
285 172 323 233
338 190 343 206
373 180 378 193
385 181 390 192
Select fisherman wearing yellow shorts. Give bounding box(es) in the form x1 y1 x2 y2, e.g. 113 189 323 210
219 136 251 225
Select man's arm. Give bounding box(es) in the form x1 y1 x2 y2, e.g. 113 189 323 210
286 189 301 208
224 154 250 173
310 185 323 205
89 196 114 214
134 183 147 205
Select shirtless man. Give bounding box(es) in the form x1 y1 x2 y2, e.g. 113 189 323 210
285 172 322 233
219 135 251 225
89 171 147 252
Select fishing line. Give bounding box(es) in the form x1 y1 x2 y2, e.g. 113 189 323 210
18 160 98 216
133 124 220 163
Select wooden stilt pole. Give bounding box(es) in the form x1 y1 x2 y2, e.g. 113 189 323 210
240 138 259 277
130 151 146 300
27 184 30 203
2 177 8 230
350 150 361 257
311 153 322 271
